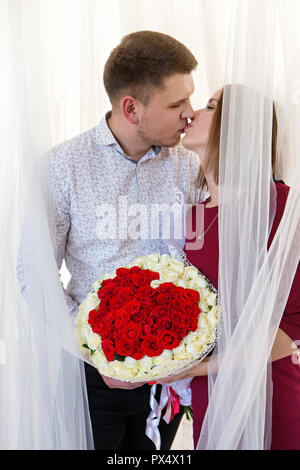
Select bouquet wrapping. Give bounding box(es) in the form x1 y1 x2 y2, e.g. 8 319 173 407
75 253 220 382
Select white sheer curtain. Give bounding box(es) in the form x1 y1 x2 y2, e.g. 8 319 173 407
0 0 299 450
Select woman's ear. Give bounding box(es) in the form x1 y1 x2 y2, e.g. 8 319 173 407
121 96 139 125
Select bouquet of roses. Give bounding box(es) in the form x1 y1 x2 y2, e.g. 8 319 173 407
75 253 220 382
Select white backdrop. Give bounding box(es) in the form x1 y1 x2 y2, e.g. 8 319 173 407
1 0 300 450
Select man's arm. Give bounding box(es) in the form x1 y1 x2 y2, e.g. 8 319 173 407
16 149 79 323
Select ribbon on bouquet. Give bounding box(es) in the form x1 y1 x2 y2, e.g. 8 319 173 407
145 380 192 450
161 385 180 424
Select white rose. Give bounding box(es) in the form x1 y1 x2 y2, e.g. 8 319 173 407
76 324 89 344
145 253 160 264
92 349 108 365
159 254 171 266
199 300 209 312
145 262 159 272
87 332 101 351
124 356 137 367
160 269 178 281
185 339 206 356
197 313 210 329
150 279 165 289
152 349 172 366
172 343 190 361
88 292 100 307
199 287 211 300
184 282 200 294
129 255 147 267
137 355 153 373
165 258 185 275
207 306 219 326
99 363 116 377
175 279 187 288
196 329 215 344
111 362 138 380
185 332 207 354
206 292 217 307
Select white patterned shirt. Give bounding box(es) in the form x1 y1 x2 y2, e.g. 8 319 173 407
39 114 202 321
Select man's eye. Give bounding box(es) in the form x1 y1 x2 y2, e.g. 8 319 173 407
170 104 181 108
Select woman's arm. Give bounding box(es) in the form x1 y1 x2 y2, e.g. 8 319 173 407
156 328 299 385
269 327 298 363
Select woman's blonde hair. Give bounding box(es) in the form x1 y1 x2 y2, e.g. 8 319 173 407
196 87 278 192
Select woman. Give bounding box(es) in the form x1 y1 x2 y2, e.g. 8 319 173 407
159 86 300 450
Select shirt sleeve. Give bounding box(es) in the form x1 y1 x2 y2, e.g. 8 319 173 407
46 149 80 322
16 149 79 324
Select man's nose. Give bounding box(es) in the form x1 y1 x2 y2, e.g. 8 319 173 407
181 106 195 120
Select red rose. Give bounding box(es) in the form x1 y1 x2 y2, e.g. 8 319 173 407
130 273 144 288
184 315 198 332
121 321 142 342
124 300 141 315
109 296 123 310
97 283 115 300
102 340 116 361
115 338 134 357
113 320 128 341
141 323 154 338
184 288 200 303
156 291 170 305
171 320 187 339
88 309 101 327
182 302 201 318
118 286 134 301
141 335 163 357
151 305 166 319
99 319 115 339
129 266 141 274
113 308 131 322
157 330 181 350
130 309 147 323
116 267 130 278
130 340 144 360
156 317 171 331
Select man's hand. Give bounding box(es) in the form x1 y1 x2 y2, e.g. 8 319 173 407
101 374 148 390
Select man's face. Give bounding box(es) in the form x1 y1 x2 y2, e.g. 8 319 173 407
136 73 195 148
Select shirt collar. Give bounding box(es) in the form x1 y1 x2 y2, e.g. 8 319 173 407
96 112 161 161
96 112 119 147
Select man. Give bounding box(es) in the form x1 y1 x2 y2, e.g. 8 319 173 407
46 31 200 450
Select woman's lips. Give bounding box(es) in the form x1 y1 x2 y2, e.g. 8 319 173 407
184 124 192 132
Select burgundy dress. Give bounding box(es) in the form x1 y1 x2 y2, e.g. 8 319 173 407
184 182 300 450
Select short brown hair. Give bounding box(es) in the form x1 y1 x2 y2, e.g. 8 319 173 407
196 86 278 192
103 31 198 106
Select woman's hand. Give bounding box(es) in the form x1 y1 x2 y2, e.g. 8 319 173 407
155 358 211 385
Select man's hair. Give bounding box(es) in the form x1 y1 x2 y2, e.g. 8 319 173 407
103 31 198 106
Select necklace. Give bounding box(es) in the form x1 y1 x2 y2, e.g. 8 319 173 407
198 213 218 241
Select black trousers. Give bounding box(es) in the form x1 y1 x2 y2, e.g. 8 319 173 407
84 363 184 450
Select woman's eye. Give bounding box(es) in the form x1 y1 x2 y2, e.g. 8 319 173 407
206 105 215 110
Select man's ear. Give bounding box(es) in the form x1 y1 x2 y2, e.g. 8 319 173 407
121 96 139 125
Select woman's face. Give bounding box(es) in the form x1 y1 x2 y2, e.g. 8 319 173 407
182 89 222 154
